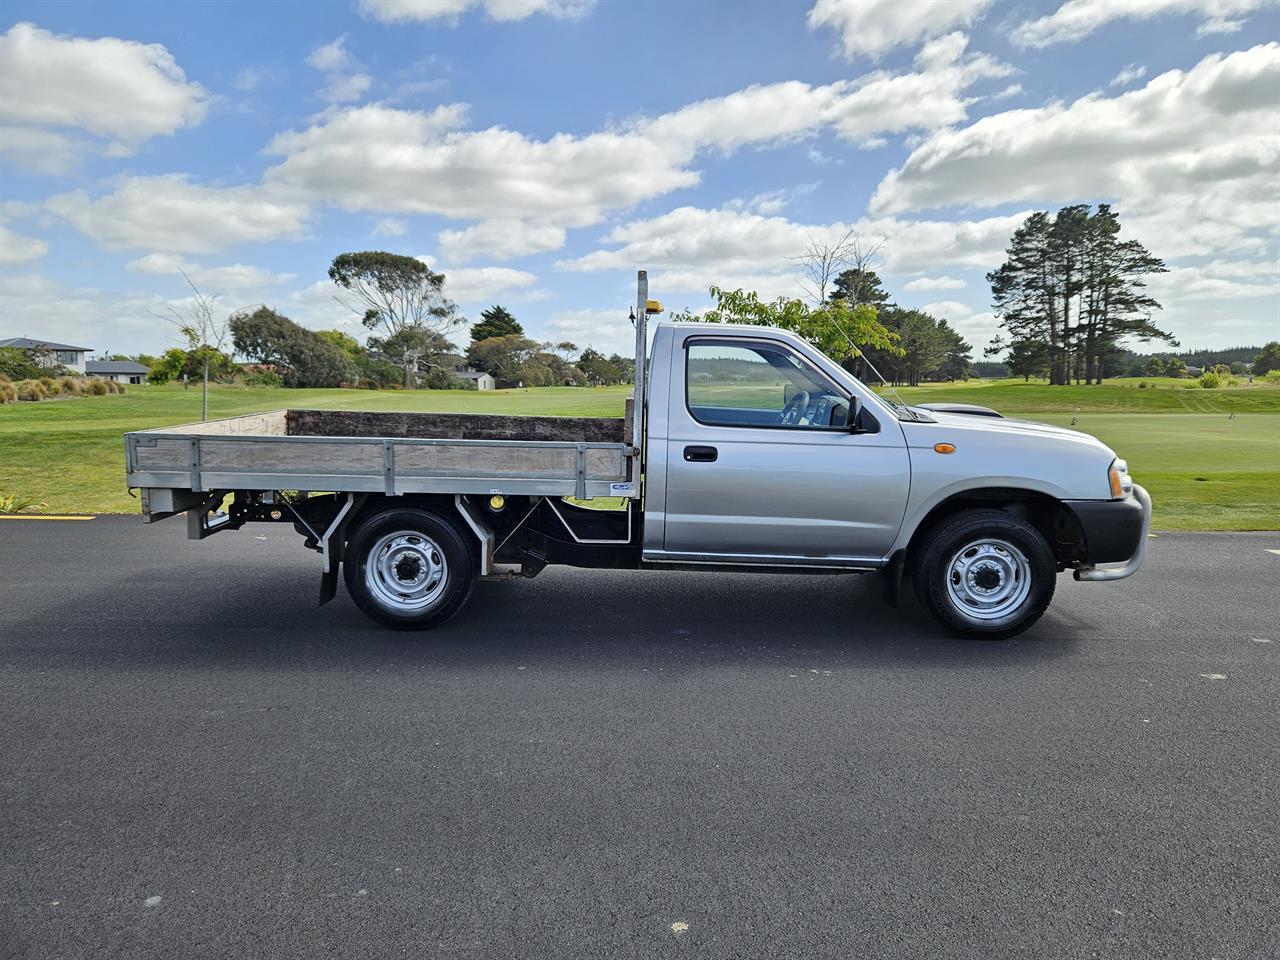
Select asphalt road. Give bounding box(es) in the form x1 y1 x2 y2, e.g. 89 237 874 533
1 517 1276 960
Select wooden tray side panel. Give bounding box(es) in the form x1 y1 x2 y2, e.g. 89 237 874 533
285 409 625 443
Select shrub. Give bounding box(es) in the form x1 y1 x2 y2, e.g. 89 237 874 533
17 380 46 400
0 491 48 515
86 378 109 396
1198 372 1223 389
0 377 15 404
244 369 284 388
1264 369 1280 383
38 376 56 394
58 376 84 396
1136 381 1148 389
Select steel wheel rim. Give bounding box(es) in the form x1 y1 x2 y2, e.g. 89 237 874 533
944 537 1032 623
365 530 448 613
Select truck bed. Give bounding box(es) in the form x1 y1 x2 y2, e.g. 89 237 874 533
126 409 634 520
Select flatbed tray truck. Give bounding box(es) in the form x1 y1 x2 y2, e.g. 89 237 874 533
126 271 1150 639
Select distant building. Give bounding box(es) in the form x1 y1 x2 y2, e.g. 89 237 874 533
1185 366 1203 377
454 367 496 390
0 337 91 374
86 359 150 385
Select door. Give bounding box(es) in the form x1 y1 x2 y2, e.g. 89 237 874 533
662 337 910 562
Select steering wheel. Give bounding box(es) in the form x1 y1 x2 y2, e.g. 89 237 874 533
780 390 810 426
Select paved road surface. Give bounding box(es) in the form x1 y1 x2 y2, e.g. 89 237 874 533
1 517 1276 959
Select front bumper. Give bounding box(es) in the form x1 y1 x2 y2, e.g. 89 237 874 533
1068 484 1152 582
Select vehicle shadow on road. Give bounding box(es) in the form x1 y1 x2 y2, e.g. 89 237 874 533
8 562 1079 673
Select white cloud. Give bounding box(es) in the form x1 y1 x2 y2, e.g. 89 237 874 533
0 126 83 174
306 35 372 103
870 44 1280 260
373 217 408 237
557 206 1027 279
905 275 966 291
263 45 1009 240
419 258 540 303
0 223 48 264
124 253 295 292
231 66 277 92
48 175 310 254
807 0 994 59
437 219 566 262
1109 63 1147 87
0 22 207 159
1010 0 1269 48
919 300 974 319
543 308 636 355
306 35 354 72
359 0 595 24
1148 260 1280 301
991 83 1023 100
322 73 373 103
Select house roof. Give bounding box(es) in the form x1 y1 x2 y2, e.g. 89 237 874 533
454 369 494 380
86 360 150 375
0 337 93 352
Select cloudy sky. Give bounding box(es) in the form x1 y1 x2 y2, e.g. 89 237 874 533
0 0 1277 359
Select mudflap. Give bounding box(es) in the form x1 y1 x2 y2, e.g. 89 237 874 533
319 562 341 606
881 549 907 608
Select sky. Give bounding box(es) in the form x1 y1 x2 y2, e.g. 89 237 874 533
0 0 1277 361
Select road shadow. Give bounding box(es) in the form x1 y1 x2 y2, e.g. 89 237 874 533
5 552 1080 674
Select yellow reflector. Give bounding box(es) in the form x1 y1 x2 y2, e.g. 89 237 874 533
488 495 506 511
934 443 956 455
1109 466 1124 498
645 299 664 314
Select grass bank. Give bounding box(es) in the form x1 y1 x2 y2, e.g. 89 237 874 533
0 380 1276 529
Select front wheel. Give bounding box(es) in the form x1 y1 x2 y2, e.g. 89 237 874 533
912 509 1056 640
343 506 477 630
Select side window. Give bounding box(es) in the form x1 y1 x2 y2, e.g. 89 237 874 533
686 340 850 429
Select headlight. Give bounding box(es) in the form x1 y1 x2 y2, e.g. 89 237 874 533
1108 459 1133 498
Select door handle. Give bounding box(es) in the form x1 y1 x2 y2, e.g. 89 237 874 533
683 445 718 462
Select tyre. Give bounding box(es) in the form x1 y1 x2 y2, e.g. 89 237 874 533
912 508 1056 640
343 506 477 630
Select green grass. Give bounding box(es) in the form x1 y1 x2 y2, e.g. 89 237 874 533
1 379 1277 529
887 376 1280 414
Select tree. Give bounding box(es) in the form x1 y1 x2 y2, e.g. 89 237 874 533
830 268 891 309
230 307 358 388
149 269 230 419
607 353 635 384
469 305 523 342
990 336 1052 382
1253 341 1280 375
1143 356 1167 377
1164 356 1188 378
677 286 897 366
328 251 464 387
146 346 238 385
371 326 461 388
936 320 973 381
466 335 547 387
988 205 1173 386
793 229 883 305
577 347 620 384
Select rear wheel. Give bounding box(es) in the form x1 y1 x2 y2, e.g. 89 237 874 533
912 508 1055 640
343 506 477 630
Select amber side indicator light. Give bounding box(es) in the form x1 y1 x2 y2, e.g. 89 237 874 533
934 443 956 454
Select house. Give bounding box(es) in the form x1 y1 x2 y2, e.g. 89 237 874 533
86 359 150 385
0 337 91 374
454 367 496 390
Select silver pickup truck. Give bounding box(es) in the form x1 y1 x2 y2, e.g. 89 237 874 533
125 271 1151 639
